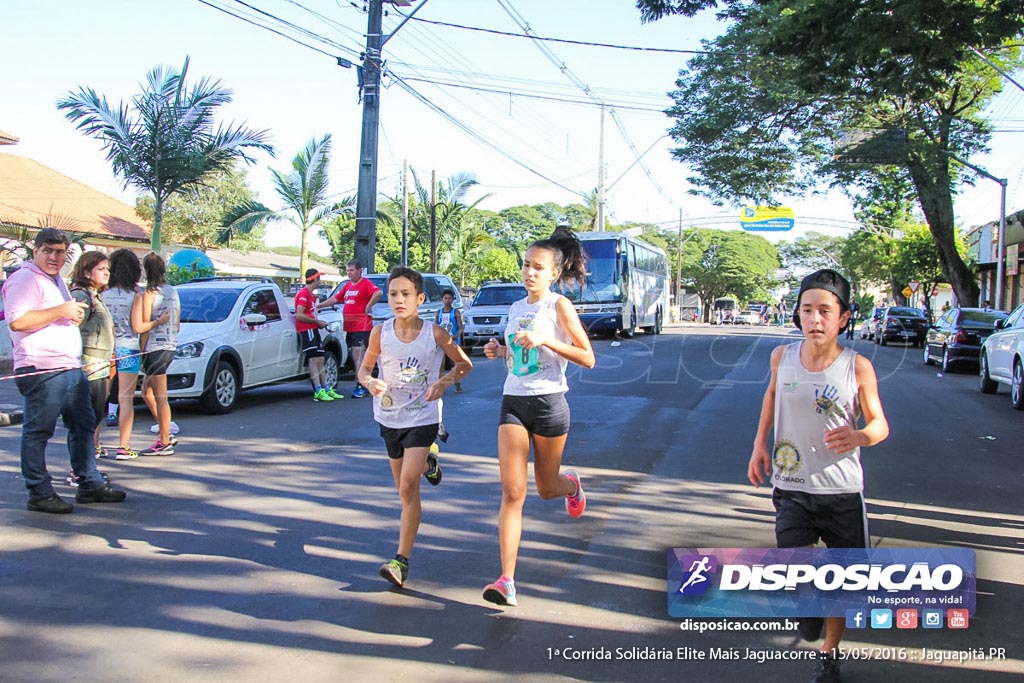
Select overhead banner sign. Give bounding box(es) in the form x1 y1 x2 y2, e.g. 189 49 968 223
741 206 795 232
833 128 908 164
667 547 976 618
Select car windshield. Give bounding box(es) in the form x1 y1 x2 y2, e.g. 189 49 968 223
178 288 240 323
960 310 1008 327
888 307 924 318
473 286 526 306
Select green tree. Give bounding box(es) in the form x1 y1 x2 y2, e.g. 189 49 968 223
135 165 264 251
679 229 779 321
892 223 967 311
57 56 272 252
221 134 352 280
635 1 1024 307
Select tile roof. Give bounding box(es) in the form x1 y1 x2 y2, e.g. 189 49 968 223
205 247 342 282
0 152 150 241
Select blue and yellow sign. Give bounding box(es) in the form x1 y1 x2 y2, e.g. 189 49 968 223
741 206 795 232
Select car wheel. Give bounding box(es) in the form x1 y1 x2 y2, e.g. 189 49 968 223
323 348 341 388
200 360 239 414
1012 360 1024 411
979 352 998 394
654 308 663 335
880 334 887 346
923 344 934 366
941 347 953 373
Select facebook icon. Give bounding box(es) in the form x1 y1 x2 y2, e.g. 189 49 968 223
845 609 867 629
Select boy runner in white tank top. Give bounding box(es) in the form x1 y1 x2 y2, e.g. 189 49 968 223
358 267 472 588
748 270 889 683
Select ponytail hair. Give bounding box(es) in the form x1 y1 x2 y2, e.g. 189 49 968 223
530 226 587 286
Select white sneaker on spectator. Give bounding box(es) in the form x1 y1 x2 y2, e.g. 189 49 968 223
150 421 180 435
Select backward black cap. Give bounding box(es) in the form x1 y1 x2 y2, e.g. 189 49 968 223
793 269 850 330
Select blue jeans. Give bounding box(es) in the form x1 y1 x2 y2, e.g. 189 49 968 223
15 367 103 496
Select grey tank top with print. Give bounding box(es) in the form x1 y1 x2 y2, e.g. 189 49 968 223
772 342 863 494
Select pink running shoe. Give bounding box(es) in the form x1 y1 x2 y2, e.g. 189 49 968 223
483 575 518 607
564 470 586 518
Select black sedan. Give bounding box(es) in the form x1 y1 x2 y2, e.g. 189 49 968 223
924 307 1008 372
874 306 929 347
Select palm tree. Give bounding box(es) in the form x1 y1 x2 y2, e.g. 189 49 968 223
221 134 352 279
57 56 273 252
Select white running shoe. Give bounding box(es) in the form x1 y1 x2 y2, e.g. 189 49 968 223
150 421 180 435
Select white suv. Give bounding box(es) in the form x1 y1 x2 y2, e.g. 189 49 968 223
979 303 1024 410
167 279 347 413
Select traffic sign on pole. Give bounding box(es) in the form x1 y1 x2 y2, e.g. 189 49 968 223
908 281 920 294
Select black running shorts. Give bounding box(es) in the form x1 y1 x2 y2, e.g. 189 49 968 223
298 329 325 360
347 331 371 349
772 488 869 548
380 423 440 460
142 349 175 376
499 393 570 438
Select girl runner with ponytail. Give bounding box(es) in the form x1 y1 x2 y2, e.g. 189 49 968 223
481 226 596 607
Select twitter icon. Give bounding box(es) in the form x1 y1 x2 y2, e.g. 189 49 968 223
870 609 893 629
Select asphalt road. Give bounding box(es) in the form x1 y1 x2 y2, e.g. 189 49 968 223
0 323 1021 682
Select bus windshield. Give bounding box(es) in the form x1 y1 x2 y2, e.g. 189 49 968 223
559 239 622 303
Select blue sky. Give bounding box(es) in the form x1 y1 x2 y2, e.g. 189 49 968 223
4 0 1022 252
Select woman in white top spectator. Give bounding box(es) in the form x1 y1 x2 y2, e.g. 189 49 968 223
136 253 179 456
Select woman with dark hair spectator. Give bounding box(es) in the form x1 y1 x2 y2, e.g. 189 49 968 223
102 249 144 459
68 252 114 460
136 253 179 456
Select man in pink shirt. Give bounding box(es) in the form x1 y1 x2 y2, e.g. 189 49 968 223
321 258 381 398
3 228 127 513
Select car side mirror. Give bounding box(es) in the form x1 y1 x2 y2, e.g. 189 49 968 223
993 319 1005 330
243 313 267 326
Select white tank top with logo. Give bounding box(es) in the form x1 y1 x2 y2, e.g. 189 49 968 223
502 292 570 396
772 342 863 494
145 285 179 352
102 287 140 350
373 319 443 429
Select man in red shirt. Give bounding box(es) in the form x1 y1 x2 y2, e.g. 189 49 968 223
321 259 381 398
296 269 340 402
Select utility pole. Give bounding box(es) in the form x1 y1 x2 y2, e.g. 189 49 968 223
597 103 605 232
430 169 438 272
353 0 425 272
676 208 683 321
353 0 384 272
401 159 409 266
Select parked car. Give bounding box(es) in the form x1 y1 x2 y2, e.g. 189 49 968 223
873 306 929 346
462 282 527 348
321 272 462 328
979 303 1024 410
735 310 760 325
860 306 886 340
923 307 1008 372
166 278 347 413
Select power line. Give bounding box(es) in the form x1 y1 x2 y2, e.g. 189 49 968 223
496 0 676 208
394 76 667 113
389 73 590 201
396 12 736 57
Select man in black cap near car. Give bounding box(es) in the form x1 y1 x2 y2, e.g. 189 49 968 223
747 269 890 683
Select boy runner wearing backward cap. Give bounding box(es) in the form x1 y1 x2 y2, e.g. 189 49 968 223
747 269 889 683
